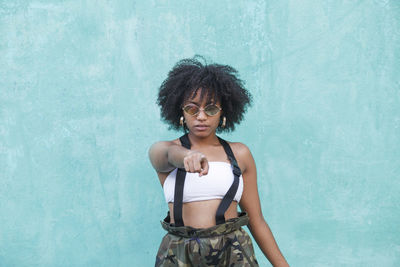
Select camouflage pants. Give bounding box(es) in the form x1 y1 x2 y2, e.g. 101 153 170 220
155 212 259 267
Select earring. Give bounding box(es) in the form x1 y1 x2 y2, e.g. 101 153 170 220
221 116 226 128
179 116 184 126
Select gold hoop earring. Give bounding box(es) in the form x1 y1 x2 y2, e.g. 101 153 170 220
179 116 184 126
221 116 226 128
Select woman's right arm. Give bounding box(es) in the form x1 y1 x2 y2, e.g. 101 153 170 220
148 141 188 172
148 141 209 176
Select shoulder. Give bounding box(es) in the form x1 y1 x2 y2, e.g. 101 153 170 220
148 138 181 160
227 141 251 156
148 138 182 173
225 141 254 173
149 138 180 149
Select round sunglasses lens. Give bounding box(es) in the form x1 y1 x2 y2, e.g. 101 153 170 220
205 105 220 116
184 105 199 115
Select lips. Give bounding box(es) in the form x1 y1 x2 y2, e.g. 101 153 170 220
194 125 209 131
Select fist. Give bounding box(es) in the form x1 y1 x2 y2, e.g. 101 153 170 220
183 151 209 176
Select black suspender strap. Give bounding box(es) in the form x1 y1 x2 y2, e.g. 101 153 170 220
173 133 191 227
215 137 242 225
172 133 242 226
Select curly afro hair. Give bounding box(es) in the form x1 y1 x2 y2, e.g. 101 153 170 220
156 55 253 133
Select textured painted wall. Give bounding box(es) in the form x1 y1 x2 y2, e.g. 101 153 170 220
1 0 399 266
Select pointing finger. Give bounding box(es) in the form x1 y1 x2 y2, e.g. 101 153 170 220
200 158 209 176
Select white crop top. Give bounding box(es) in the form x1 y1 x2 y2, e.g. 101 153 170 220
163 161 244 203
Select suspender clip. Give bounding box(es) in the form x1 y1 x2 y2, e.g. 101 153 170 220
228 156 242 177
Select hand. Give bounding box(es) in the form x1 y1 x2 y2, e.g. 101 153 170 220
183 151 209 176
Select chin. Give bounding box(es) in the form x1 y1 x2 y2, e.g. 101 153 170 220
193 129 216 136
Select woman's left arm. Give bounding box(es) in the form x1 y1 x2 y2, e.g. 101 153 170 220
236 143 289 267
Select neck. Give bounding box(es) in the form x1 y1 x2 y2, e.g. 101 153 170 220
187 132 220 147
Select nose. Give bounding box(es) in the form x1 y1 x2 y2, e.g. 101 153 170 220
196 109 207 120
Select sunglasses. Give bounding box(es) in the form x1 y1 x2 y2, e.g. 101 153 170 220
182 103 222 116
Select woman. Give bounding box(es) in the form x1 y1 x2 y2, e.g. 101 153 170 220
148 56 289 266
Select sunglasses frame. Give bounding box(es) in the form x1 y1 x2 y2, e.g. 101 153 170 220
182 103 222 116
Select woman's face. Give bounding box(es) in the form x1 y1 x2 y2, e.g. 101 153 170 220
182 88 222 137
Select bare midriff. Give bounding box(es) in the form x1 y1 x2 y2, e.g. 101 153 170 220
167 199 239 228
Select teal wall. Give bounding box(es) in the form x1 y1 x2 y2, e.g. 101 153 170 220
1 1 399 266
